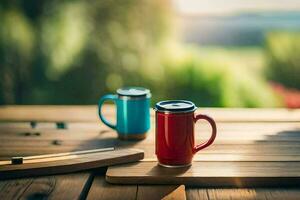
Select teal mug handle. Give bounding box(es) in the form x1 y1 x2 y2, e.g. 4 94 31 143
98 94 118 130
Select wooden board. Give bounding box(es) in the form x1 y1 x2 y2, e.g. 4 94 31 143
86 175 137 200
0 173 92 200
0 106 100 123
0 149 143 180
106 161 300 187
186 188 300 200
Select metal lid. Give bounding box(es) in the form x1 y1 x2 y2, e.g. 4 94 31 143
155 100 197 113
117 87 150 97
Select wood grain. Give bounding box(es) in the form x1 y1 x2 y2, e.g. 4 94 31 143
0 149 144 180
0 122 299 161
106 161 300 187
0 105 100 123
86 175 137 200
137 185 180 200
0 173 91 200
185 188 300 200
186 189 209 200
1 106 300 199
186 188 259 200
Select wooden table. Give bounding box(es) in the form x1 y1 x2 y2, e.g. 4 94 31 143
0 106 300 200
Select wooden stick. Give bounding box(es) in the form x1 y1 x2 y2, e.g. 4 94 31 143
9 147 115 165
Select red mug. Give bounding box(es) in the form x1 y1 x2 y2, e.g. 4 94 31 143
155 100 217 167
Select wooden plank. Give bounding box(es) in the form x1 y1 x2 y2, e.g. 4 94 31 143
0 106 300 122
0 149 144 180
3 135 300 148
1 129 300 145
3 142 300 156
86 175 137 200
186 189 209 200
106 161 300 187
0 105 100 123
0 173 91 200
0 126 300 161
186 188 300 200
0 127 299 145
3 152 300 163
1 122 300 137
143 155 300 162
3 136 300 161
1 121 300 133
0 125 300 154
206 188 258 200
187 188 300 200
137 185 180 200
3 135 300 145
3 141 300 161
254 188 300 200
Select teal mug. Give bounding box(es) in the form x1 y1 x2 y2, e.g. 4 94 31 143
98 87 151 140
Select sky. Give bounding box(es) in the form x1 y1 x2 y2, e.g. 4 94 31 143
173 0 300 15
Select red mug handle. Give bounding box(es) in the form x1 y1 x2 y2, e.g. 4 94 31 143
193 114 217 154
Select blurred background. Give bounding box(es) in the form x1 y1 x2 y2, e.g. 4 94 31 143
0 0 299 107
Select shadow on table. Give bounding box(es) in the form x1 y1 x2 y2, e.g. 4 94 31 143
263 129 300 141
147 165 190 176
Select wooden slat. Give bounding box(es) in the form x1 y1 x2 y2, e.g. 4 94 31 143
204 188 300 200
0 106 100 122
254 188 300 200
0 149 144 180
186 189 209 200
185 188 300 200
206 188 259 200
86 175 137 200
1 121 300 132
2 141 300 155
0 173 91 200
0 124 299 161
0 106 299 122
106 161 300 187
1 121 300 135
137 185 180 200
0 124 300 148
2 140 300 161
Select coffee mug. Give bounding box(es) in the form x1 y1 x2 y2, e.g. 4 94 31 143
98 87 151 140
155 100 217 167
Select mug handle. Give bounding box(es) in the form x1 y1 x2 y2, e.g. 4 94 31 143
98 94 118 130
193 114 217 154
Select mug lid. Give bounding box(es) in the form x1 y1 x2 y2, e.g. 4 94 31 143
155 100 197 113
117 87 150 97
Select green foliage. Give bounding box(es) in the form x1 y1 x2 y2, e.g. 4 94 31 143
0 1 282 107
0 8 35 104
0 0 171 104
265 32 300 89
158 47 280 107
